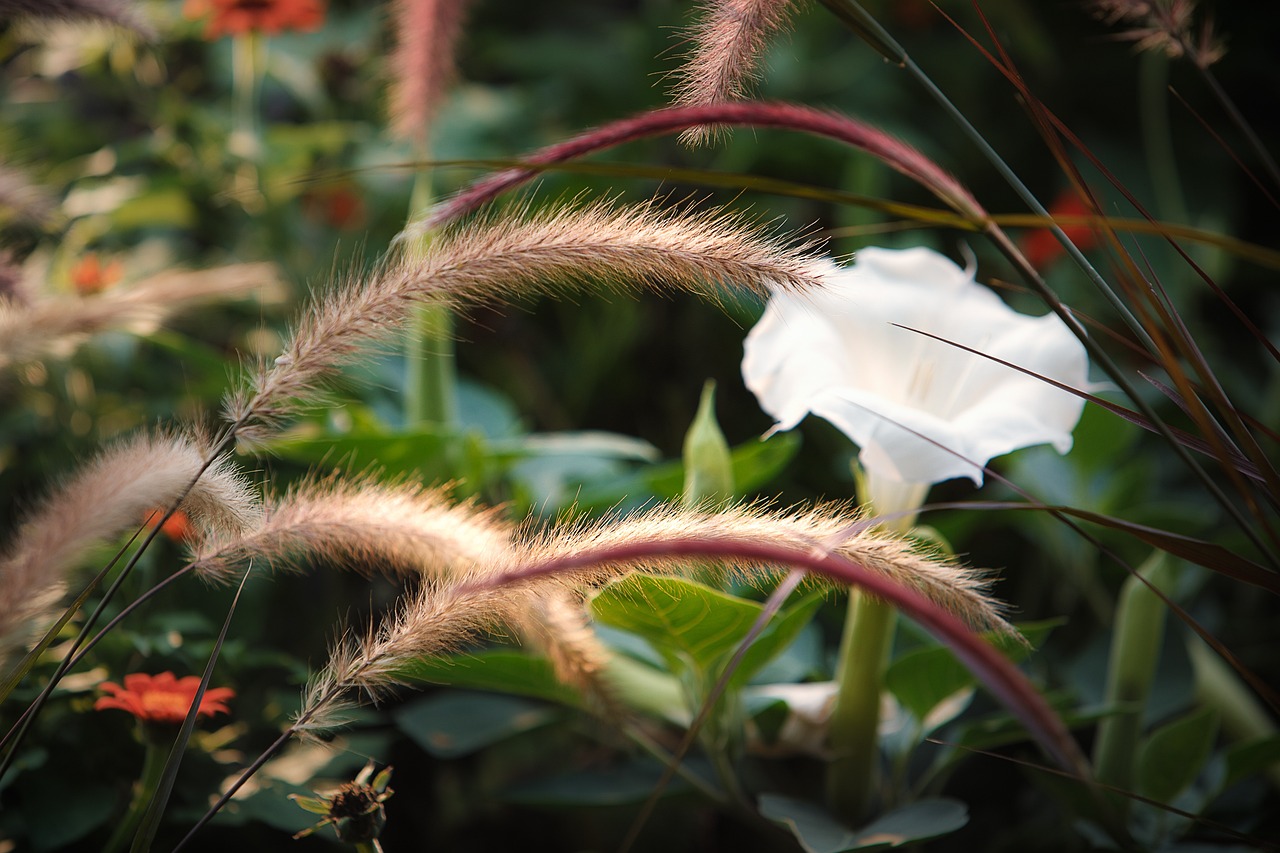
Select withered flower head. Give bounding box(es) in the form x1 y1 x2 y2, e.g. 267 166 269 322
291 762 394 844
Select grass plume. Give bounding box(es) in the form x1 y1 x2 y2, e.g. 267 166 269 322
0 0 153 35
296 500 1011 730
387 0 470 144
0 262 285 370
191 477 511 583
229 198 826 443
670 0 800 144
0 430 258 667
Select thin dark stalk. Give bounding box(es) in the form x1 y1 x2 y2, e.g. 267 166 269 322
0 420 245 780
1195 65 1280 194
133 565 252 851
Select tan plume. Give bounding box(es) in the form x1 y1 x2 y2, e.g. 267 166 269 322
191 477 512 584
229 198 826 443
0 262 285 370
298 499 1008 730
669 0 799 145
388 0 470 143
0 430 259 666
0 0 154 35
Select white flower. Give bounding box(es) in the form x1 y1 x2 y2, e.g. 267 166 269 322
742 246 1089 487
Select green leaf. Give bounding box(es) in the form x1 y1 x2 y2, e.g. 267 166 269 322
1136 706 1219 803
392 691 559 759
732 593 824 687
885 646 977 726
1222 734 1280 791
573 431 801 511
682 380 734 505
600 653 690 724
759 795 968 852
391 649 585 707
885 620 1061 726
591 575 763 673
590 574 813 685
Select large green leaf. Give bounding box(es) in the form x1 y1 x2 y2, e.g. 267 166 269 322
885 620 1061 726
591 575 763 673
390 649 585 707
393 691 559 759
759 795 968 852
590 575 821 686
1136 707 1219 804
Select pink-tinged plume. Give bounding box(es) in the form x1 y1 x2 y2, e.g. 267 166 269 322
388 0 470 144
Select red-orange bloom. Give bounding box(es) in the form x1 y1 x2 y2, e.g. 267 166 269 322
185 0 326 39
144 508 194 543
71 254 123 296
95 672 234 725
1021 191 1100 269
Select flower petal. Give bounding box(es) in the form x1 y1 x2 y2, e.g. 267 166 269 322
742 247 1089 486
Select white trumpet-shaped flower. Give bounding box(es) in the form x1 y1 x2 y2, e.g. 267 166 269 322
742 247 1089 488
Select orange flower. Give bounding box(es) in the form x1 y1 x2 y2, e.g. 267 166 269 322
185 0 326 39
71 253 123 296
96 672 234 725
1021 191 1100 269
144 508 194 543
302 184 367 231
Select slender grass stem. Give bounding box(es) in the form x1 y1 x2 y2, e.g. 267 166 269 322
0 421 243 781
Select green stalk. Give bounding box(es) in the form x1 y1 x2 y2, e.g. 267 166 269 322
229 32 263 162
403 162 457 429
826 474 927 822
103 733 167 853
1139 52 1188 226
1092 551 1178 814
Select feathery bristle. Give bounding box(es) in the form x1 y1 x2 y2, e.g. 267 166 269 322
670 0 799 145
296 498 1009 731
515 591 617 708
0 430 259 666
0 262 284 370
191 477 512 583
0 0 154 35
388 0 470 143
232 199 826 443
521 502 1010 636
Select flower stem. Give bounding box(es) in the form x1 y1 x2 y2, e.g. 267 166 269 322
1092 550 1177 816
403 159 457 429
826 589 896 822
825 474 925 822
103 734 167 853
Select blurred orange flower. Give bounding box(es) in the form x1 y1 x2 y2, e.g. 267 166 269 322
185 0 326 39
1021 191 1100 269
96 672 234 725
71 254 123 296
302 184 367 231
144 508 194 543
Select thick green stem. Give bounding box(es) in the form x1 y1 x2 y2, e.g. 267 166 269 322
403 165 458 429
1092 551 1178 812
103 735 167 853
826 590 897 821
825 474 926 822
